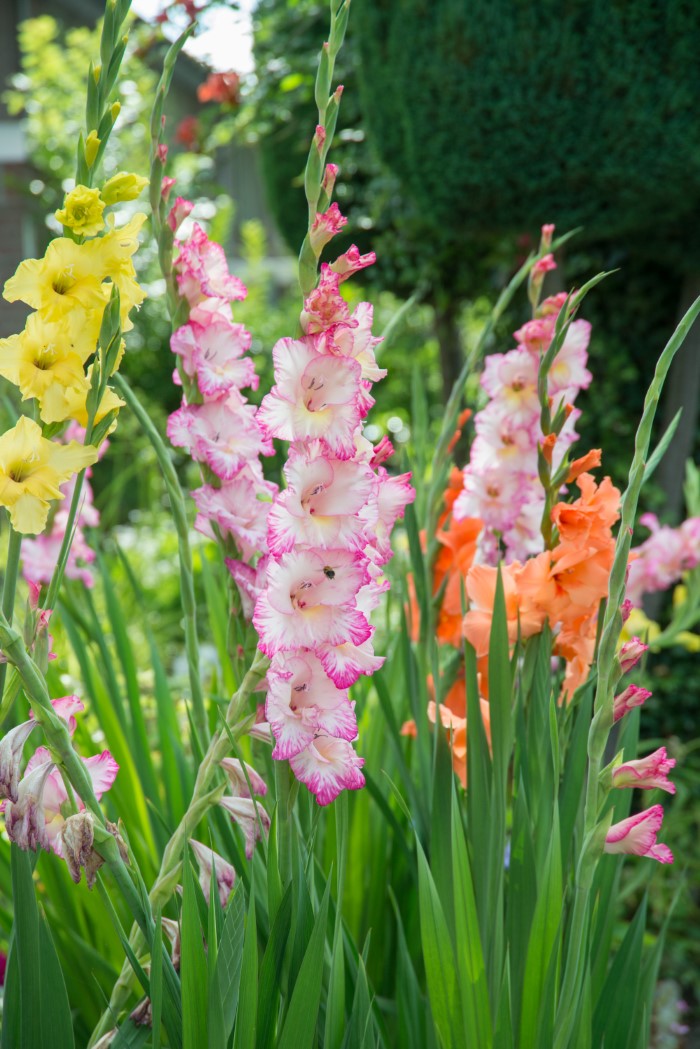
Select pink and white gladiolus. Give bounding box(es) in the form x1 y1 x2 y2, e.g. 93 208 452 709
604 805 674 864
256 222 414 805
453 243 593 563
166 200 278 618
612 747 676 793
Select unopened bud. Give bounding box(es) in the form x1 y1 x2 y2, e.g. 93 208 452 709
110 101 121 122
101 171 149 205
85 131 101 167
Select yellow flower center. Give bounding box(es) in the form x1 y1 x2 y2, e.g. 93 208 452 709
52 267 76 296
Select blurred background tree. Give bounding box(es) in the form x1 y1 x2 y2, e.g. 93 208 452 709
351 0 700 519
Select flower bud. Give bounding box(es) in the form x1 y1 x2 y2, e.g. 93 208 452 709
219 795 270 859
189 839 236 908
85 131 101 167
612 746 676 794
101 171 149 205
618 636 648 673
604 804 673 863
309 202 347 254
220 757 267 798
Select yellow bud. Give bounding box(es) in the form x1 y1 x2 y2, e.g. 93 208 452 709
110 101 121 122
101 171 149 205
92 64 101 84
85 131 101 167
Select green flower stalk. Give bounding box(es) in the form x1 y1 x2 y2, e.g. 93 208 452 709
298 0 351 297
553 291 700 1049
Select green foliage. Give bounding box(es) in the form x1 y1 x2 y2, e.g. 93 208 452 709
4 15 156 221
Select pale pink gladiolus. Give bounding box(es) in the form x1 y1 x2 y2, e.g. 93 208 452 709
613 684 652 723
168 395 272 480
174 223 247 306
189 839 236 908
619 637 648 673
612 747 676 794
604 804 673 863
540 223 555 249
300 266 351 334
257 338 363 459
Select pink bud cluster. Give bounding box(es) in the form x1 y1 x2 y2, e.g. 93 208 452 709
165 195 277 612
253 232 415 805
605 636 675 863
21 423 105 591
453 281 592 563
0 695 118 862
626 512 700 606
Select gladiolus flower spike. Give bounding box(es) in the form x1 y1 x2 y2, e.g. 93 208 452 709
255 232 414 806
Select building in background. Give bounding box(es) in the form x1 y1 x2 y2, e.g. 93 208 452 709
0 0 290 336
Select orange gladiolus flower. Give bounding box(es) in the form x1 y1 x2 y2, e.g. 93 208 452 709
462 561 545 658
401 672 491 787
435 515 483 646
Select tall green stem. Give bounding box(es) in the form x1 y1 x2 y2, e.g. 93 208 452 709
0 527 23 702
43 468 87 614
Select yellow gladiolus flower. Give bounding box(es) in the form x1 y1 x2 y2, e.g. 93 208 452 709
40 371 124 429
101 172 149 205
0 313 91 403
55 185 105 237
87 213 147 329
4 238 108 322
0 416 97 534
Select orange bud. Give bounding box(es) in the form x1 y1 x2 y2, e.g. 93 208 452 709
541 433 557 464
566 448 602 482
